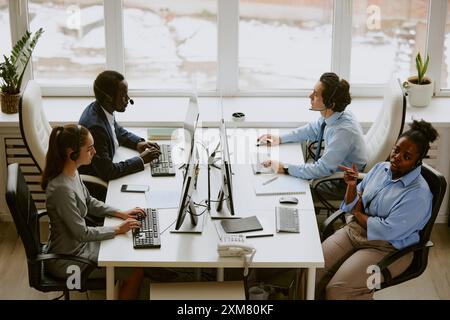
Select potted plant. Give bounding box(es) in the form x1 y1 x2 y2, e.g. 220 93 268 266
403 52 433 107
0 28 44 114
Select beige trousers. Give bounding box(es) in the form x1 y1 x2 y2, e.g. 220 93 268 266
315 220 413 300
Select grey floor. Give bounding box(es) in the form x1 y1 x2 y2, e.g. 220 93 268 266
0 222 449 300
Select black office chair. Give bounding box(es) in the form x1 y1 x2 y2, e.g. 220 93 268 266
5 163 105 300
320 163 446 290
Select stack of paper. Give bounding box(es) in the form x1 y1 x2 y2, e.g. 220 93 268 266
147 127 177 140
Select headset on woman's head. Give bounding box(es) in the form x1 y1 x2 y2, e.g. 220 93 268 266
70 125 82 161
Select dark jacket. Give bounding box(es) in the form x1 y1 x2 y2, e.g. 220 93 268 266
79 101 144 181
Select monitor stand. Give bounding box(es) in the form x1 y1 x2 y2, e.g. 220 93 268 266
209 189 241 220
170 200 205 234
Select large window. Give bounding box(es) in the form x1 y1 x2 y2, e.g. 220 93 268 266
123 0 217 90
0 0 11 59
4 0 450 96
442 0 450 88
351 0 428 84
239 0 333 90
28 0 106 85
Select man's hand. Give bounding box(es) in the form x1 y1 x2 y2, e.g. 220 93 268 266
140 147 161 164
338 163 359 186
137 140 160 153
262 159 284 174
257 134 280 146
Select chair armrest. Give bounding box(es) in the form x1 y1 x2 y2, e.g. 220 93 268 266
376 241 434 284
306 140 319 162
35 253 98 267
80 174 108 188
321 209 347 240
37 210 48 219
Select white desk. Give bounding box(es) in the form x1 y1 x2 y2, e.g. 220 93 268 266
98 128 324 300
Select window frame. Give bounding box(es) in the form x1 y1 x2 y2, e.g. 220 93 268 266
5 0 449 97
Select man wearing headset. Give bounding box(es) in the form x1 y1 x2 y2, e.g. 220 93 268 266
79 70 161 189
258 72 367 201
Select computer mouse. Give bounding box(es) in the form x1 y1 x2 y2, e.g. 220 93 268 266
279 196 299 205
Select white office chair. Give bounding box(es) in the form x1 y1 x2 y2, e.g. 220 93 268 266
312 78 407 213
18 80 107 195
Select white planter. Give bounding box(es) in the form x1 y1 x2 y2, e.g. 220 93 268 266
405 76 434 108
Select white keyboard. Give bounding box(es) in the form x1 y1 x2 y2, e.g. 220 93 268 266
275 207 299 233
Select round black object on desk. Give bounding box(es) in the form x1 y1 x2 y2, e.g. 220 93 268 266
232 112 245 122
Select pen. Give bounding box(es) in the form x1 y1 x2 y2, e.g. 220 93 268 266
246 234 274 239
262 176 278 185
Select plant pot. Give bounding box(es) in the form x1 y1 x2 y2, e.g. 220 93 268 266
404 76 433 108
1 92 21 114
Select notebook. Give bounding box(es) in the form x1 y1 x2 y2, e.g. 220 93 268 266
220 216 263 233
253 174 306 196
147 127 177 140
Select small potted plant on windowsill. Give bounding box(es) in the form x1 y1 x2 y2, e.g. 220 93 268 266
403 52 433 108
0 28 44 114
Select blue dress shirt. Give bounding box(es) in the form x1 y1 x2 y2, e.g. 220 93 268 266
340 162 432 250
280 111 367 180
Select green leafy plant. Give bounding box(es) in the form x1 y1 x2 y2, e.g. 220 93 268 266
415 52 430 85
0 28 44 94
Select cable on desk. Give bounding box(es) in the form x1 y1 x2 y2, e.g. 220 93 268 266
160 219 177 235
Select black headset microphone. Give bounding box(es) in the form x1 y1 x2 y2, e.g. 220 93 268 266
309 106 327 112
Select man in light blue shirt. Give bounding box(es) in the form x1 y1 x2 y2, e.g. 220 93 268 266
259 72 367 201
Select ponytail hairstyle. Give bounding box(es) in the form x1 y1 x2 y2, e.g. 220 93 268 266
400 120 438 166
41 124 89 190
319 72 352 112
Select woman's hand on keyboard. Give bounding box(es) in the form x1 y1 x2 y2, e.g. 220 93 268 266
115 207 146 220
114 218 141 235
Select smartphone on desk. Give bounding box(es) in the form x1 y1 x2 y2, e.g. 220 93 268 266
120 184 149 193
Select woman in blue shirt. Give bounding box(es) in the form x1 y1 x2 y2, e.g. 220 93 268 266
315 120 438 300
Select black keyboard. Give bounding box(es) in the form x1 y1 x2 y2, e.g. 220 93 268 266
132 208 161 248
275 207 299 233
151 144 176 177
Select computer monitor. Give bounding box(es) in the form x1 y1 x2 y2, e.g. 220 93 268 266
180 94 199 181
172 144 204 233
215 119 235 216
172 95 203 233
183 93 200 163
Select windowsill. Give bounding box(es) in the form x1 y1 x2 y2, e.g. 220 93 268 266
1 96 450 128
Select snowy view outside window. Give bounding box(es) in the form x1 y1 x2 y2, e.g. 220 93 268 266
3 0 450 92
29 0 106 86
123 0 217 90
0 0 11 60
442 0 450 88
239 0 333 90
350 0 428 84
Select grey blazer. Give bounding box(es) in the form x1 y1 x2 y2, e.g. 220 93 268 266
45 172 117 279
